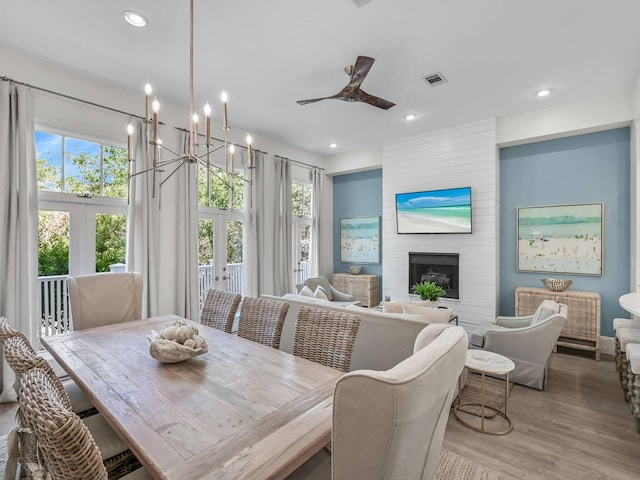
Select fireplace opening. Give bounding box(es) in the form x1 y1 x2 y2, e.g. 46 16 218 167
409 252 459 300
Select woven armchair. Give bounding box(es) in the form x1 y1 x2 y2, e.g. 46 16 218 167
238 297 289 349
201 289 242 333
293 306 361 372
17 367 149 480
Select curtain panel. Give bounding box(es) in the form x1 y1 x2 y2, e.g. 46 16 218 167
273 157 292 295
0 82 39 402
310 167 323 277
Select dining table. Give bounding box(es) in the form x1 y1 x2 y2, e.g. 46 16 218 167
41 315 343 480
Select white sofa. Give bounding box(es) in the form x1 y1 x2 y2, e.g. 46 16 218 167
261 294 433 371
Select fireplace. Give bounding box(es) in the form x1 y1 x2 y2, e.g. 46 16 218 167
408 252 459 300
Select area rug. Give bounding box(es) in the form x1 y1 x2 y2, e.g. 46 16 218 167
436 450 502 480
456 372 513 418
0 434 20 480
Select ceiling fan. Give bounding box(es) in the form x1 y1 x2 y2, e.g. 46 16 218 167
296 56 395 110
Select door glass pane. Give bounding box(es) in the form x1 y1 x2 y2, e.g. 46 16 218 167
36 132 63 192
64 137 100 195
226 220 243 294
38 210 69 276
300 224 310 283
198 218 215 306
95 213 126 272
38 210 71 338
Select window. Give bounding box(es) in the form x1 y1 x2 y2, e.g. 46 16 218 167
35 131 128 198
292 183 312 285
35 129 129 338
198 163 245 210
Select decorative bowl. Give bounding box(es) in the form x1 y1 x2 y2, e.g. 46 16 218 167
541 278 573 292
347 265 363 275
149 337 208 363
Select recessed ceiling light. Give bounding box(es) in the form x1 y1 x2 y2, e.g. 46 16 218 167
123 10 148 27
534 88 552 98
329 143 338 148
405 114 416 121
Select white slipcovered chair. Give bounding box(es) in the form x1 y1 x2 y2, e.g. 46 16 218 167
299 276 359 305
470 300 567 390
68 272 143 330
287 323 473 480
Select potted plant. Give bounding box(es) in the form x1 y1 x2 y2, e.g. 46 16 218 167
411 281 446 306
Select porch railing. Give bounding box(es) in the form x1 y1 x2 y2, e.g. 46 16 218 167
39 260 307 338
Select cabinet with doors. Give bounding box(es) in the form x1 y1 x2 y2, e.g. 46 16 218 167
332 273 380 308
515 286 600 360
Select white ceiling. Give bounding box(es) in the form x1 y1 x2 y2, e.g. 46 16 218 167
2 0 640 156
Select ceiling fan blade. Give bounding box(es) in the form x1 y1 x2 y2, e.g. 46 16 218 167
348 56 375 88
296 97 330 105
358 89 396 110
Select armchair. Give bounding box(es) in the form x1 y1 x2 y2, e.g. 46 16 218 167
470 300 567 390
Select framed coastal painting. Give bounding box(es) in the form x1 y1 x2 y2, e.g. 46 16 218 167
517 203 603 275
340 216 381 264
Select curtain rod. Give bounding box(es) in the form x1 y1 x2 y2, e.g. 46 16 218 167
1 75 323 172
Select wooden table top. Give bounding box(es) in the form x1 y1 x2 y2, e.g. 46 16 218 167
41 315 343 480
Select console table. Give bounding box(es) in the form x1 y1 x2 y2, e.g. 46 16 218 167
332 273 380 308
515 286 601 360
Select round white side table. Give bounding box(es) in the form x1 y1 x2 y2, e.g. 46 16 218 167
454 350 515 435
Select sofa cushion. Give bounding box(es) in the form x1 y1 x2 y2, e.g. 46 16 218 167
305 277 333 301
382 301 405 314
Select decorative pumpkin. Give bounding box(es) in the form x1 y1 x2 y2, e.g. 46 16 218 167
183 338 197 349
193 336 206 349
158 325 179 341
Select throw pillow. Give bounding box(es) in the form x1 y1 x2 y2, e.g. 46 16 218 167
402 304 452 324
382 301 404 314
313 285 329 301
299 285 314 297
305 277 334 301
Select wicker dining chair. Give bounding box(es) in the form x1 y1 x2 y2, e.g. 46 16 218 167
0 316 34 349
237 297 289 349
17 367 150 480
200 289 242 333
292 306 361 373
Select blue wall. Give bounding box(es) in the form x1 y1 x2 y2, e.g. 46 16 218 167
500 128 630 337
333 169 383 291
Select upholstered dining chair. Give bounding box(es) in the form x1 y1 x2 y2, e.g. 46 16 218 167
287 324 504 480
200 288 242 333
292 306 361 372
238 297 289 349
470 300 568 390
68 272 143 330
18 367 152 480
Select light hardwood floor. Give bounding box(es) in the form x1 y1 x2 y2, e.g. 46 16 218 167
1 351 638 478
444 351 640 479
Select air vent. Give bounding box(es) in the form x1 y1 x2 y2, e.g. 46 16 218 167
351 0 374 7
423 72 448 86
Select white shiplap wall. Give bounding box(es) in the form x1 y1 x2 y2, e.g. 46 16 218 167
382 118 498 327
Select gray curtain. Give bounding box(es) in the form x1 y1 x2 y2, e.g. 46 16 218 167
244 150 264 297
126 118 160 318
174 132 199 320
0 82 38 403
310 167 323 277
273 157 292 295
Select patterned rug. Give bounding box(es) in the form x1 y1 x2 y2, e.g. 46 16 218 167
436 450 503 480
456 372 513 418
0 433 19 480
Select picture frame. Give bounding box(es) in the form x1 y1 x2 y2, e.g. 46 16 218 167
517 203 603 275
340 216 381 264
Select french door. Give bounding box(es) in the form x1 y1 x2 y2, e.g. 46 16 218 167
198 210 244 299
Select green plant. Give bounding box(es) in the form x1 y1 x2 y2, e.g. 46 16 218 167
411 281 446 301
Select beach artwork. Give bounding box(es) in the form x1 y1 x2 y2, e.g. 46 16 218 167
517 203 603 275
340 216 380 264
395 187 472 234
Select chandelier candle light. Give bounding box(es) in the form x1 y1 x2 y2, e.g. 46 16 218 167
127 0 253 209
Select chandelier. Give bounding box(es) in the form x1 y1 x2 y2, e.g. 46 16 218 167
126 0 253 209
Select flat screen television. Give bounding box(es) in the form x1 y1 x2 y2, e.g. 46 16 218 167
395 186 472 234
